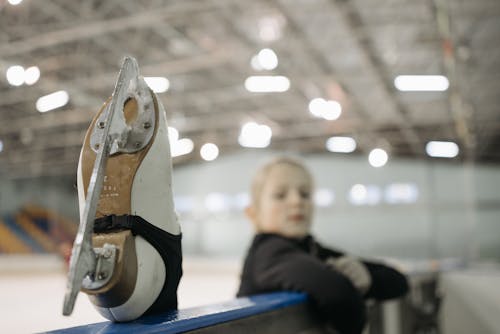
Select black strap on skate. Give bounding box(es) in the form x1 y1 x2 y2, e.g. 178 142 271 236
94 214 134 232
94 214 183 314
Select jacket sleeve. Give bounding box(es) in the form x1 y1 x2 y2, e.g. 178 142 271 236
363 261 409 300
253 238 366 334
315 242 409 301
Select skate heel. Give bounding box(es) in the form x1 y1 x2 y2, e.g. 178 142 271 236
82 230 137 308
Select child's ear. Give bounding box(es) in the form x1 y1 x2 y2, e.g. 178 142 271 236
245 205 259 228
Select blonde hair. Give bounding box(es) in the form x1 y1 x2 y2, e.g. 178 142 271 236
250 156 313 208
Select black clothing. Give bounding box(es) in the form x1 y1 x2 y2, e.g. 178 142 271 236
237 233 409 334
94 214 183 314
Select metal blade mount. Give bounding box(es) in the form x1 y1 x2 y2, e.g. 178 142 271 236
63 56 140 316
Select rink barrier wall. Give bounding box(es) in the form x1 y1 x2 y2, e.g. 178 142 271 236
43 292 325 334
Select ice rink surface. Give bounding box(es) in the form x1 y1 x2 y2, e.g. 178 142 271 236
0 255 241 334
3 255 500 334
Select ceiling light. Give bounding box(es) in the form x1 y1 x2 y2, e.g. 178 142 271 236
349 184 367 205
394 75 449 92
349 184 381 206
200 143 219 161
250 56 263 71
314 189 335 207
368 148 388 167
308 98 342 120
171 138 193 157
36 90 69 113
8 0 23 5
24 66 40 85
168 126 179 143
308 98 325 117
244 76 290 93
385 183 419 204
167 126 193 157
257 48 278 70
205 192 230 213
6 65 25 86
144 77 170 93
250 49 279 71
322 100 342 120
258 16 284 42
238 122 272 148
326 136 356 153
425 141 459 158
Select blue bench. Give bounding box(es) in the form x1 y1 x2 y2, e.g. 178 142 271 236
44 292 322 334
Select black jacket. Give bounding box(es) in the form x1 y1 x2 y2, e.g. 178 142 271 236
237 233 409 334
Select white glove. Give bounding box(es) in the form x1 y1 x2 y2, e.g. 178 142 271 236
326 256 372 294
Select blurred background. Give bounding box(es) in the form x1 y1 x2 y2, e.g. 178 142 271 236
0 0 499 333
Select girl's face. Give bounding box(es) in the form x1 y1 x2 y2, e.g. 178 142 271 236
249 163 314 238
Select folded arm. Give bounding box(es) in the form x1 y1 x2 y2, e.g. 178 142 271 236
253 240 366 334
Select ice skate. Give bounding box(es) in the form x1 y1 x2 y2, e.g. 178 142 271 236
63 56 182 322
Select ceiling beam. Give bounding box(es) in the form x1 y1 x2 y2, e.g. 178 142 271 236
329 0 424 155
432 0 476 160
0 0 228 57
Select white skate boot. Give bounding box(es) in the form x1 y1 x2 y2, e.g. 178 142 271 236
63 57 182 322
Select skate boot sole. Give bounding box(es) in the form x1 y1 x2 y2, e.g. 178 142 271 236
79 97 159 308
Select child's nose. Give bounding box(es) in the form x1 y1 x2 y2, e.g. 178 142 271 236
288 189 304 204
